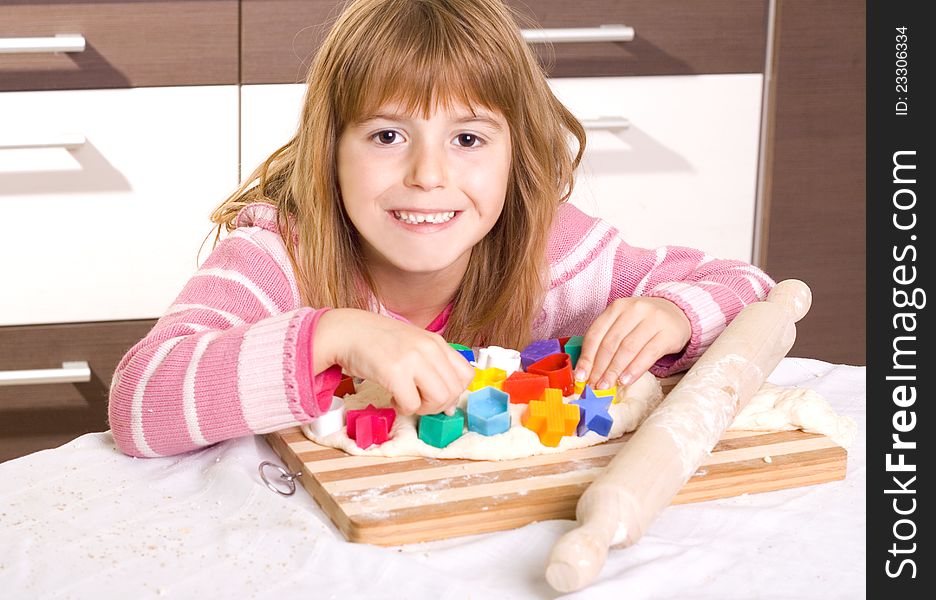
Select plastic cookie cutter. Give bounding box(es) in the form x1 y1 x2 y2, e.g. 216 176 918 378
352 414 391 449
521 388 580 447
335 374 356 397
467 367 507 391
570 385 613 437
466 387 511 436
307 396 346 438
573 380 616 400
563 335 584 369
527 353 575 396
475 345 522 375
258 460 301 496
520 338 562 370
419 408 466 448
346 404 396 449
502 370 549 404
448 342 476 363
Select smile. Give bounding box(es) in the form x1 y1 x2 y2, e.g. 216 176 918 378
391 210 457 225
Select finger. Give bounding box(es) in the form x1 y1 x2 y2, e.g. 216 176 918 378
438 345 471 416
389 376 421 415
414 360 456 416
441 360 471 411
587 311 644 389
440 338 477 389
593 320 659 389
428 337 472 408
616 331 669 387
574 306 622 382
392 336 448 416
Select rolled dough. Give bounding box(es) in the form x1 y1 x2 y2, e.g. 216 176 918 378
302 372 664 460
302 374 857 459
728 382 857 448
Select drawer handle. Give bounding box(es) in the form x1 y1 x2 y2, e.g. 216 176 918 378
521 25 634 44
0 361 91 387
581 117 630 130
0 33 86 54
0 134 87 151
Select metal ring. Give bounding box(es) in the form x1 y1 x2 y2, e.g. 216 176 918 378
258 460 300 496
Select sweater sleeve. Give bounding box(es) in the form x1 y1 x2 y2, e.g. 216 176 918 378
540 204 775 377
107 226 342 458
609 240 776 376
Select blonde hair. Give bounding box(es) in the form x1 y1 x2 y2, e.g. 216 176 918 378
210 0 586 349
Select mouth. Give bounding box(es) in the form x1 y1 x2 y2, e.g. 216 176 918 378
390 209 459 226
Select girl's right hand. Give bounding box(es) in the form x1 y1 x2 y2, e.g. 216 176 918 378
314 308 475 416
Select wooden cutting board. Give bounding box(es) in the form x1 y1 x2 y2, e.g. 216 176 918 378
265 424 847 546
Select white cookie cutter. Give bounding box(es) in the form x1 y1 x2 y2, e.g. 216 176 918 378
475 345 522 375
307 396 346 438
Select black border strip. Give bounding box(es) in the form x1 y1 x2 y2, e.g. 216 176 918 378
867 1 931 595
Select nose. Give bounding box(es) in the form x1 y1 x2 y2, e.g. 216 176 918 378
404 139 447 191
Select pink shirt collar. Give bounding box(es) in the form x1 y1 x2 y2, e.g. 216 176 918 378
380 301 453 333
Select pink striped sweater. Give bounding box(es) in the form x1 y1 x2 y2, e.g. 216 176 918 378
108 202 775 457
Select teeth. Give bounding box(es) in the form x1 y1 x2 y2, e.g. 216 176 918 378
393 210 456 225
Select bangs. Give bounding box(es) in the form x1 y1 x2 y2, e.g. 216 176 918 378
331 0 522 129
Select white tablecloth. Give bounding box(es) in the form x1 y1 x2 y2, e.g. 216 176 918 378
0 358 865 599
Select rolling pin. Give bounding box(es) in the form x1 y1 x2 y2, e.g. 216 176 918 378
545 279 812 592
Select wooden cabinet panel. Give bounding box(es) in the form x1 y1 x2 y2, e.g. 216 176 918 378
240 0 337 85
508 0 767 77
241 0 767 84
0 319 156 463
0 0 239 91
760 0 865 364
0 85 239 326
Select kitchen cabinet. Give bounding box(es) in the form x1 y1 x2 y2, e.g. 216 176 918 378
0 0 239 461
552 75 762 262
1 0 864 461
239 0 766 83
0 321 155 462
0 85 239 325
0 0 238 91
758 1 865 365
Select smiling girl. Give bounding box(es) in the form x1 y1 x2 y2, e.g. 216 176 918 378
108 0 774 458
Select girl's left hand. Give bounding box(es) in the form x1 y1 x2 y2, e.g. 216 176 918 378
573 297 692 390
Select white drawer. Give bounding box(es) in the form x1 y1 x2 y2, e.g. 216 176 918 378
240 74 762 262
552 74 763 261
0 86 239 326
240 83 307 182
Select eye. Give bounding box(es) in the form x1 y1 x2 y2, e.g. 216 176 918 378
455 133 484 148
372 130 403 145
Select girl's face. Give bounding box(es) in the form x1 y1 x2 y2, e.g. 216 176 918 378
337 100 511 277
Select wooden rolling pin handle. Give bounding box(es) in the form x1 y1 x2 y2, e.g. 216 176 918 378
765 278 812 322
546 279 811 593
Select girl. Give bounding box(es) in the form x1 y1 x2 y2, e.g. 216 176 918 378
109 0 774 458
